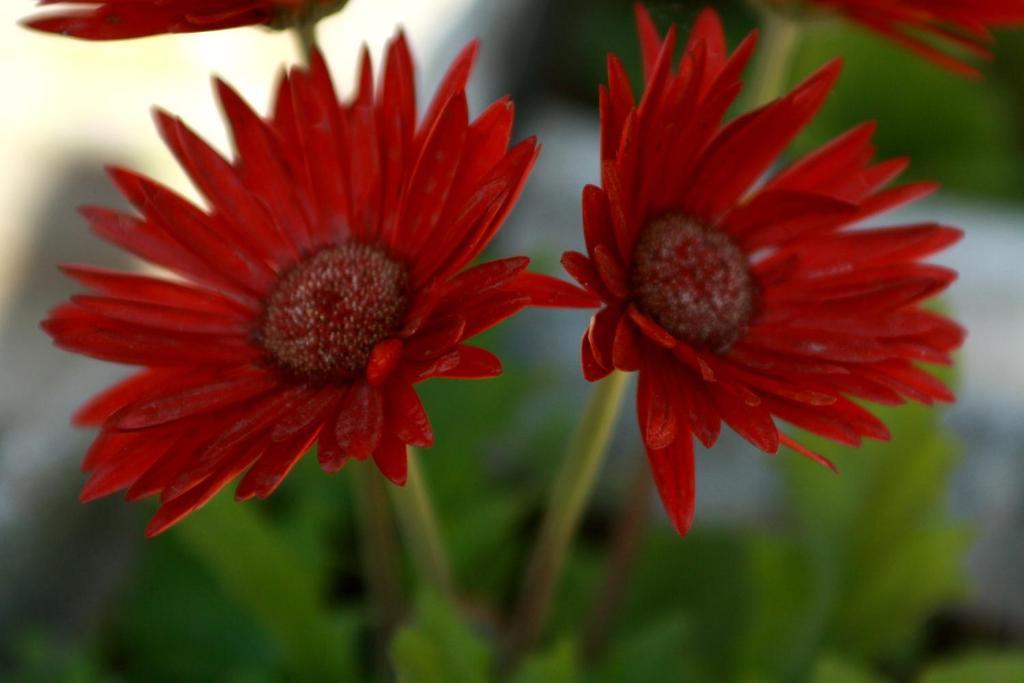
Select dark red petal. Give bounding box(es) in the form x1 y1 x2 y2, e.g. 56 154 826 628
215 78 313 252
108 370 277 431
418 39 479 149
627 305 676 349
442 256 530 302
582 329 613 382
235 425 321 501
637 359 678 450
633 3 662 82
145 441 261 537
405 316 466 361
271 388 341 442
367 339 405 386
372 433 409 486
593 244 630 299
508 273 600 308
645 429 696 537
398 93 469 251
317 403 350 474
418 345 502 380
386 381 434 448
780 433 837 473
455 292 532 340
588 306 621 369
709 383 780 454
81 433 175 502
581 184 616 259
73 369 179 427
561 251 612 301
153 108 292 270
612 314 642 372
72 295 250 337
336 383 384 460
676 369 722 449
61 265 256 317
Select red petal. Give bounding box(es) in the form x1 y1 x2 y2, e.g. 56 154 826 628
637 359 677 450
645 430 696 537
235 426 320 501
386 381 434 448
372 434 409 486
336 383 384 460
367 339 405 386
508 273 599 308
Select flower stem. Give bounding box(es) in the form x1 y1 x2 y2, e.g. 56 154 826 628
390 449 455 597
506 370 631 662
294 17 318 65
352 463 403 664
746 9 802 108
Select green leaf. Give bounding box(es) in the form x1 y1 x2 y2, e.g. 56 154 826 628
391 592 492 683
809 657 882 683
509 639 579 683
113 533 280 682
780 394 968 666
736 534 823 682
922 653 1024 683
618 531 749 680
4 634 112 683
593 616 699 683
174 491 358 682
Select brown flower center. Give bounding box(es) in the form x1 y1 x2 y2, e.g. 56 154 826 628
631 214 753 353
261 243 408 381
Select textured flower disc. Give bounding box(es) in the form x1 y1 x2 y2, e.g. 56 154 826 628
25 0 348 40
630 214 754 353
561 5 965 537
261 244 409 381
44 35 597 536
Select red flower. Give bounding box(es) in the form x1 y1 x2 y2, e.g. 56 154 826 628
44 34 594 536
25 0 345 40
562 6 964 536
786 0 1024 76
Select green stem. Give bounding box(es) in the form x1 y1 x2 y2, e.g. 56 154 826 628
352 464 403 663
506 371 631 662
294 18 318 65
390 449 455 597
746 9 802 108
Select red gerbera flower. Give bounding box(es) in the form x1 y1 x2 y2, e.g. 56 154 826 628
43 34 594 537
562 5 965 536
764 0 1024 76
25 0 345 40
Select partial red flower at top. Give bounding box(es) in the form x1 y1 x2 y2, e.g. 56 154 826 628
26 0 345 40
43 34 595 536
761 0 1024 76
562 5 965 536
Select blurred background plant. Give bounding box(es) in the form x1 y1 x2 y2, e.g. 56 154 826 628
2 0 1024 681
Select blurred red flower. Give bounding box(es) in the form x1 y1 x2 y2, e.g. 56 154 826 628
786 0 1024 76
44 35 594 536
562 5 965 536
25 0 345 40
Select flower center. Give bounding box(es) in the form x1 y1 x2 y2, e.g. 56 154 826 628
631 214 753 353
261 243 408 381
